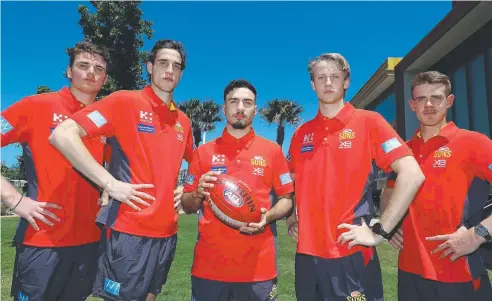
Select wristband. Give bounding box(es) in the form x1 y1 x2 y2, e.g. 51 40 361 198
11 195 24 211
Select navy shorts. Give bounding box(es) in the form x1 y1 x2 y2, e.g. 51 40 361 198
398 269 492 301
11 241 100 301
295 251 383 301
191 276 278 301
92 230 177 301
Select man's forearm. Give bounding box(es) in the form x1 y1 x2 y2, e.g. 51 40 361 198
379 186 392 214
181 191 204 214
1 176 22 208
380 169 424 233
267 194 293 223
49 120 114 190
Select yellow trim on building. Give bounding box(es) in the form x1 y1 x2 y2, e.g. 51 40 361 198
350 57 402 109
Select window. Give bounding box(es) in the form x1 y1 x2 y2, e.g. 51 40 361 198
374 93 396 127
452 66 469 129
469 54 489 136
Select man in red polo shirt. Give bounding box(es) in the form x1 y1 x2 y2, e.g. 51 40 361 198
1 41 110 301
382 71 492 301
181 79 294 301
50 39 193 301
286 53 425 300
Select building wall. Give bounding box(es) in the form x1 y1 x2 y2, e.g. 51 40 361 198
399 20 492 138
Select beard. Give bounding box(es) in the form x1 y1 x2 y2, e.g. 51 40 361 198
232 120 247 129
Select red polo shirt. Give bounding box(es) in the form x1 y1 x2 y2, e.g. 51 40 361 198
183 129 294 282
71 86 193 238
288 103 412 259
386 122 492 282
1 87 106 247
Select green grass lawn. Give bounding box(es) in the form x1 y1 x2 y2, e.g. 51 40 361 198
1 216 490 300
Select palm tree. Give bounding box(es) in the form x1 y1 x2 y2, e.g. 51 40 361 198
259 99 303 147
200 99 222 144
178 99 222 147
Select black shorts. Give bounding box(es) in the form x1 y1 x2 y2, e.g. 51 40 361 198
11 241 100 301
191 276 278 301
398 269 492 301
295 250 383 301
92 230 177 301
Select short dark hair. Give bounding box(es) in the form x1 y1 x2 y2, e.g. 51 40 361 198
223 79 257 102
147 39 187 70
67 40 110 68
411 71 451 98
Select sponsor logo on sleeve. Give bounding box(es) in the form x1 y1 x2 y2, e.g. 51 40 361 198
87 110 107 128
279 173 292 185
381 137 402 154
185 174 195 185
1 116 13 135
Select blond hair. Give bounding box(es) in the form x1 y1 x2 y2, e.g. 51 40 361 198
308 53 350 80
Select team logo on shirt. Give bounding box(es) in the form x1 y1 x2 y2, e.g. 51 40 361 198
489 164 492 171
251 155 267 167
433 146 451 168
174 122 184 133
139 111 153 123
339 129 355 149
53 113 69 125
212 154 226 165
100 136 107 143
1 116 13 135
347 291 366 301
434 146 452 158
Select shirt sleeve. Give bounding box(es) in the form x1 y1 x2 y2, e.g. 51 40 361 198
272 147 294 197
71 92 122 138
1 97 34 146
469 132 492 183
287 128 301 174
184 124 195 163
369 114 413 172
183 149 203 193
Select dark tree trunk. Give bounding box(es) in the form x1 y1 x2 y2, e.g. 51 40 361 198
277 125 285 147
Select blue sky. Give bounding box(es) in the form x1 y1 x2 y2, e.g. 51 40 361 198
1 1 451 167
